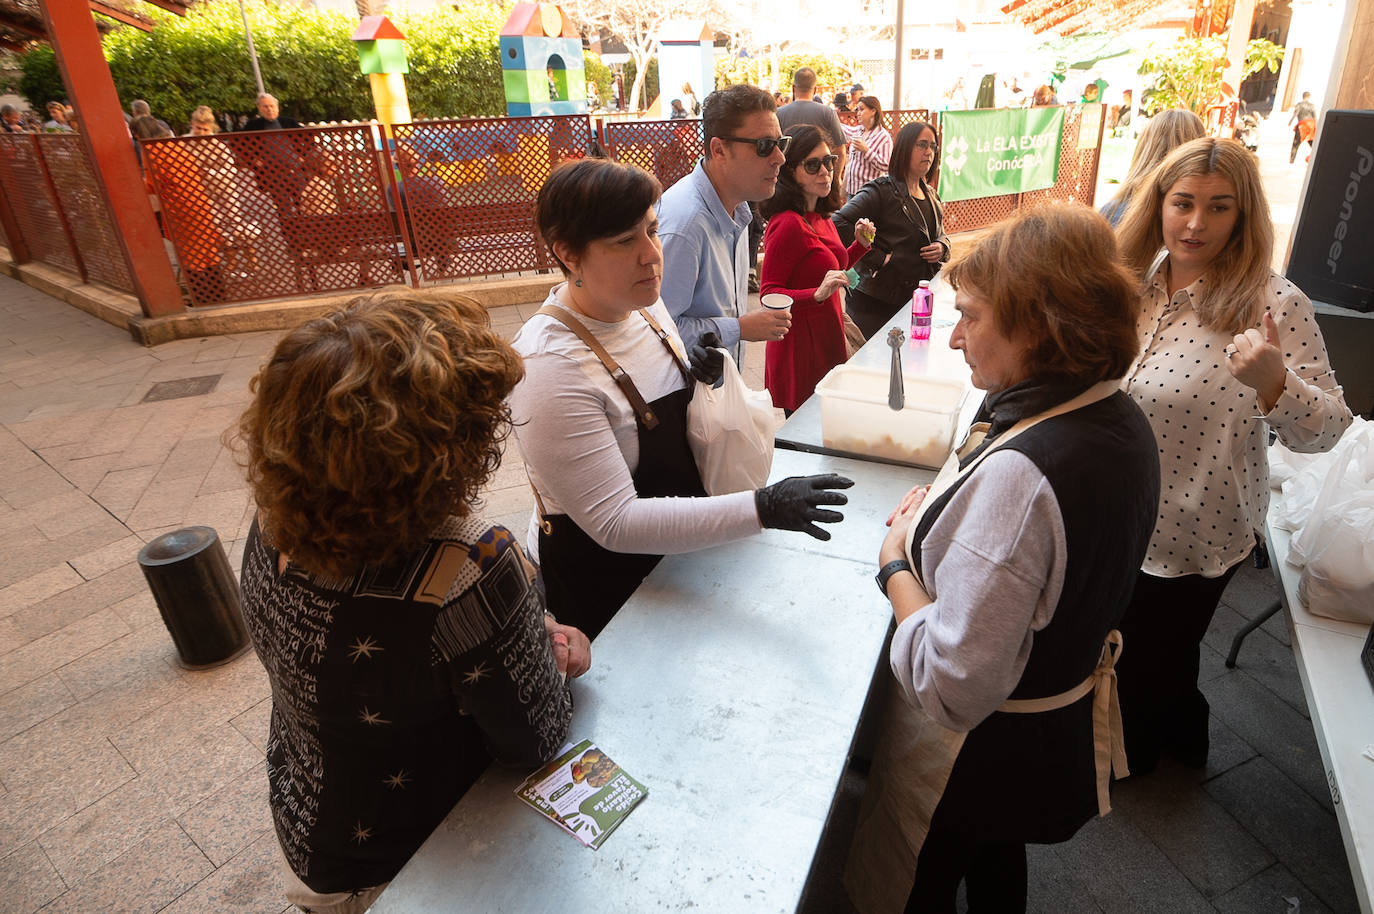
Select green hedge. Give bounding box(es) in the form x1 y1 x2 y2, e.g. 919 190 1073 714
20 1 508 130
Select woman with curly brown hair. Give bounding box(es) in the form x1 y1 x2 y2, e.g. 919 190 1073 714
235 290 589 913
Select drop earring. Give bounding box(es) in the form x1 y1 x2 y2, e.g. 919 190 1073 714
574 276 583 287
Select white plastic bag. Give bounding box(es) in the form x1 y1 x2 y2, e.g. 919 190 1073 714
685 350 775 495
1272 417 1369 532
1287 423 1374 623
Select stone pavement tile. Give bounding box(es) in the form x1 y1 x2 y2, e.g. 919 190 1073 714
0 464 74 510
153 437 228 485
230 697 271 753
1051 809 1216 913
182 488 253 539
110 656 268 775
39 820 212 914
0 564 82 618
1203 669 1331 812
0 426 42 473
158 828 290 914
1205 758 1359 913
1213 863 1335 914
1025 844 1104 913
68 534 145 581
9 410 113 452
137 723 263 819
38 662 187 754
109 588 162 630
46 453 120 495
55 619 180 702
184 401 245 440
0 674 76 743
0 617 24 655
0 782 76 864
30 498 113 540
125 476 202 535
0 608 131 696
1205 605 1308 715
35 776 172 884
89 465 160 521
1200 638 1231 685
0 842 66 914
480 483 538 519
0 489 91 539
1204 713 1259 779
190 336 244 364
0 723 136 821
9 561 147 643
1111 762 1274 898
176 764 270 866
1038 808 1214 907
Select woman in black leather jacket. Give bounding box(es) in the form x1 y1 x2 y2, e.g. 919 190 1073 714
832 121 950 339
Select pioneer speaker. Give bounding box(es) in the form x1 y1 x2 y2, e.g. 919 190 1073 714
1286 110 1374 312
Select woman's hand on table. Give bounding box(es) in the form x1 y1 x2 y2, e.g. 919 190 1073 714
881 485 929 563
1225 311 1287 412
814 270 852 301
919 242 944 263
545 615 591 679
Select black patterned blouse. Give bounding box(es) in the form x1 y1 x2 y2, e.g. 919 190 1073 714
240 515 572 894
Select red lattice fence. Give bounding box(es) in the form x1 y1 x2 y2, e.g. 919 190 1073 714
602 118 704 191
391 114 594 281
0 134 83 277
37 134 133 293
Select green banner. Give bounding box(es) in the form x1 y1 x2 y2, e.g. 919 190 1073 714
936 108 1065 202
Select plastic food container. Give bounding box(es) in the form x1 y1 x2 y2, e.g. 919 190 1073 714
815 365 968 468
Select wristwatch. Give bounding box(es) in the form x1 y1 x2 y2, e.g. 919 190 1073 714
875 558 913 597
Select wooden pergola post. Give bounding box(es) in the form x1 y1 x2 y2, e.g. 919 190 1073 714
37 0 185 317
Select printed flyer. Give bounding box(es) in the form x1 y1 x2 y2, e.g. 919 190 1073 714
515 739 647 849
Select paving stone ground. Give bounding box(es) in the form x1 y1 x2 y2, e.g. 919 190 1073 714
0 115 1360 912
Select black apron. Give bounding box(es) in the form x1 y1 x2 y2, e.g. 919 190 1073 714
537 311 706 640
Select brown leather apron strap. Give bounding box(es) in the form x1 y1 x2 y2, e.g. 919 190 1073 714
537 304 662 429
638 307 694 385
997 629 1128 816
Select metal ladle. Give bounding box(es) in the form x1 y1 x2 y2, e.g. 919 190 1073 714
887 327 905 411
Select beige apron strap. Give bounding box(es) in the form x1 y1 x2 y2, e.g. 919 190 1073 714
997 629 1129 816
905 380 1119 579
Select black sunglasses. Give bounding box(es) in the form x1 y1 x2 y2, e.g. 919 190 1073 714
801 154 839 174
720 135 792 157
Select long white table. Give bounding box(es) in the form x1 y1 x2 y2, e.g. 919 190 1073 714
370 448 934 912
1265 512 1374 912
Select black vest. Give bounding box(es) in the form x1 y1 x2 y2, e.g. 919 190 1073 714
917 390 1160 842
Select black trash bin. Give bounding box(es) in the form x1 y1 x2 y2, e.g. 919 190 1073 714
138 526 250 669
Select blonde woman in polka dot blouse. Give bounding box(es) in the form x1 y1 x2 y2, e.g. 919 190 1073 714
1112 137 1353 775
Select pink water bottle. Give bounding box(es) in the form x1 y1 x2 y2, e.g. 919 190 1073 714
911 280 933 341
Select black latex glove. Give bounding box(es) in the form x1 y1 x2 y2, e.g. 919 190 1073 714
688 331 725 387
755 474 854 541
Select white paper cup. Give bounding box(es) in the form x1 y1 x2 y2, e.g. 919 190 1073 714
761 293 793 312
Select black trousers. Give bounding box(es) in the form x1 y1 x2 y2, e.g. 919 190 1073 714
1114 562 1242 773
908 813 1027 913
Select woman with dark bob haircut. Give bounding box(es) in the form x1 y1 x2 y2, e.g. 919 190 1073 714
758 122 874 411
848 204 1160 913
510 157 851 638
832 120 950 340
235 291 589 912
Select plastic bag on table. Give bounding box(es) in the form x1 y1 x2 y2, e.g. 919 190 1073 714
685 349 776 496
1272 417 1369 533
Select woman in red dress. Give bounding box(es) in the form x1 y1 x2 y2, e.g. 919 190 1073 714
759 123 875 413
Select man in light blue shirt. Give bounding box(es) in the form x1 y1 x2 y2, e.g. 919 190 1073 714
658 84 793 366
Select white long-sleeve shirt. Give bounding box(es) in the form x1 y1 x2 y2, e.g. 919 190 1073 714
507 286 761 565
1124 267 1352 578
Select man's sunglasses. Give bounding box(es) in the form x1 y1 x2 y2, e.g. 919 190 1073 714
801 154 839 174
720 135 793 157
